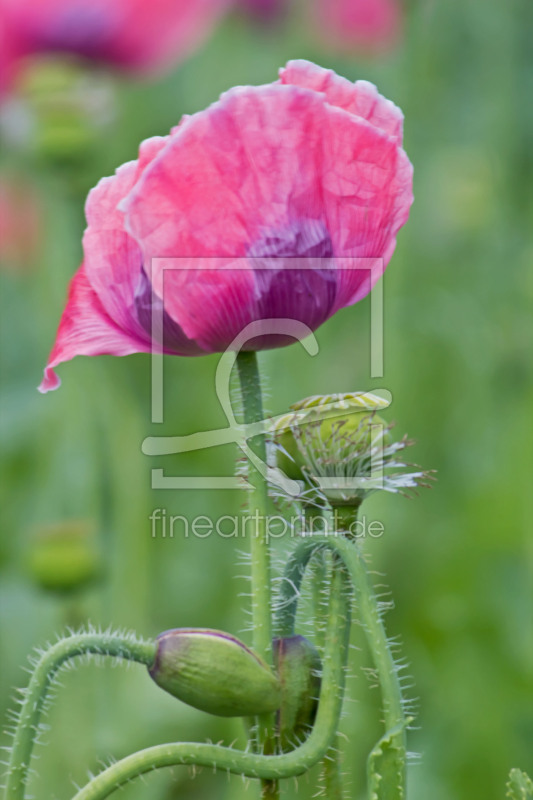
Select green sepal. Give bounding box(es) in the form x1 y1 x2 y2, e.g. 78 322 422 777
368 720 411 800
273 635 322 751
506 768 533 799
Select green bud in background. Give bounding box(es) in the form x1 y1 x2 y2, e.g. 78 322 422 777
2 55 115 166
273 635 322 751
149 629 282 717
26 520 102 594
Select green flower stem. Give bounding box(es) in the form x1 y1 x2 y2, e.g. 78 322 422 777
322 558 346 800
302 505 327 651
336 509 405 736
274 530 407 798
235 351 276 797
301 506 345 800
69 565 352 800
301 505 344 799
3 632 156 800
322 747 345 799
235 351 272 667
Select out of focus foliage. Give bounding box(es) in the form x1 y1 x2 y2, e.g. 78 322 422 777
0 2 531 799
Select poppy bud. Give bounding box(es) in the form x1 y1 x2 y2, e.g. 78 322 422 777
273 392 390 481
4 57 114 165
148 628 281 717
273 392 432 507
273 635 322 750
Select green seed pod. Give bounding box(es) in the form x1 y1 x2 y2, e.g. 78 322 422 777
26 520 102 594
273 392 390 485
274 392 433 507
273 635 322 750
149 628 281 717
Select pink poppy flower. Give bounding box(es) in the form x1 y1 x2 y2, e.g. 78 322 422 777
39 60 413 393
314 0 401 52
0 0 229 92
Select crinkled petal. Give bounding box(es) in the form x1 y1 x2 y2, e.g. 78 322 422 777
279 59 403 145
82 135 168 338
123 85 341 349
43 133 202 388
318 104 413 311
40 59 413 383
39 263 152 393
123 81 412 349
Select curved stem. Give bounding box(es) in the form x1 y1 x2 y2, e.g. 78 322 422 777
302 506 345 800
274 532 407 796
69 566 352 800
3 632 156 800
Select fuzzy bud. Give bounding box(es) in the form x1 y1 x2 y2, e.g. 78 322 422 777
273 392 390 493
149 628 281 717
272 393 433 507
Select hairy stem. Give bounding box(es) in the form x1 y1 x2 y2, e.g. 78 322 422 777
303 505 327 652
275 531 407 797
3 631 156 800
69 566 352 800
235 351 276 796
303 505 344 800
235 351 272 667
322 745 345 799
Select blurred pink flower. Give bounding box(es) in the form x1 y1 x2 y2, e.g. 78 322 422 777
238 0 285 23
0 0 229 91
314 0 401 52
40 60 413 392
237 0 400 51
0 173 43 273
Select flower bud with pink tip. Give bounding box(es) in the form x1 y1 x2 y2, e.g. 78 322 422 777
149 628 282 717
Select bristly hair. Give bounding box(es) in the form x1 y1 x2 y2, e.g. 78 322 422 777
271 413 435 507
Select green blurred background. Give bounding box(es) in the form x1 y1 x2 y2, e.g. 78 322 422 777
0 1 532 799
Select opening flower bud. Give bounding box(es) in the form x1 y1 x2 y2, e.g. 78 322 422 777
273 635 322 750
272 392 433 507
273 392 391 481
149 628 281 717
